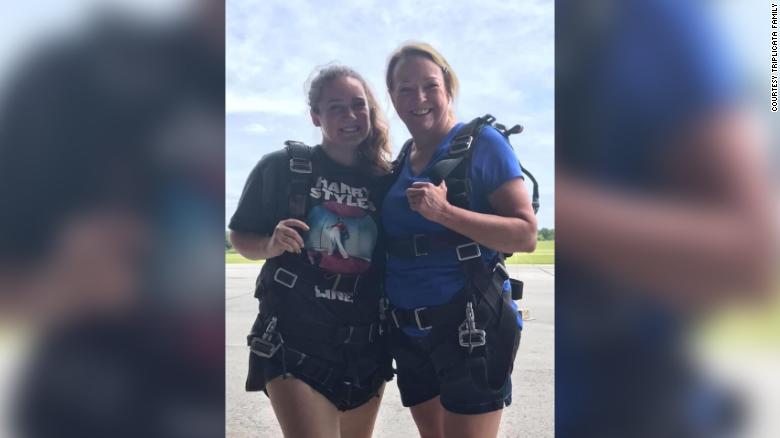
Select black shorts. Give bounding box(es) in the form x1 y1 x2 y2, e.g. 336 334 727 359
390 288 521 415
245 316 393 411
392 330 517 415
247 257 393 411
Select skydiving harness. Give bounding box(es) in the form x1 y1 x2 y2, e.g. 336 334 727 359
249 314 387 410
266 140 367 299
396 114 539 215
247 141 389 398
387 114 539 361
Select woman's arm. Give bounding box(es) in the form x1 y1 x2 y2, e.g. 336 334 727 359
230 219 310 260
557 110 777 308
406 177 537 254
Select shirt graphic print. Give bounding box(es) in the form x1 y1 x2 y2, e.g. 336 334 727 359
304 176 377 274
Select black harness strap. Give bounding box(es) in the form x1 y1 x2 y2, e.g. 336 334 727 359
388 113 536 313
430 115 495 210
249 315 387 409
386 114 536 393
522 168 540 214
429 115 494 198
388 263 508 331
493 121 540 214
248 142 392 405
278 319 379 346
285 140 313 220
392 139 414 177
395 113 539 216
386 233 471 257
254 141 385 344
264 254 366 296
254 340 337 386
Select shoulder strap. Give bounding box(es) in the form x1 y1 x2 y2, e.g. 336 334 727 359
284 140 314 220
429 114 496 209
402 113 541 215
392 139 414 176
521 168 540 215
430 114 495 183
439 114 541 215
494 123 540 215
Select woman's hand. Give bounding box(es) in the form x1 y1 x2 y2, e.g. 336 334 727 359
266 219 310 257
406 180 451 223
406 177 536 254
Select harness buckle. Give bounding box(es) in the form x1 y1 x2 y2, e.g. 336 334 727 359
273 268 298 288
493 262 509 280
250 317 283 358
456 242 481 261
450 135 473 154
289 157 312 174
412 234 428 256
458 302 486 353
414 307 431 330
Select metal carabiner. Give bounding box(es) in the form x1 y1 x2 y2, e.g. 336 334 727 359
458 301 487 353
250 316 282 358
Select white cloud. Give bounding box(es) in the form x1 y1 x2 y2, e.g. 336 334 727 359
226 0 555 227
226 92 306 115
243 123 269 134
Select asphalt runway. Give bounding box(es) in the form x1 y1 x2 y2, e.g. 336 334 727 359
226 264 554 437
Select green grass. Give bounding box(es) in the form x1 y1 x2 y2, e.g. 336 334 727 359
225 251 262 264
505 240 554 265
225 240 554 265
699 293 780 349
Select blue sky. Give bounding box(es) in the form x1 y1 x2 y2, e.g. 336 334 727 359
226 0 555 229
0 1 772 232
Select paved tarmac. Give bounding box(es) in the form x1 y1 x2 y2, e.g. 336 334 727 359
226 264 554 438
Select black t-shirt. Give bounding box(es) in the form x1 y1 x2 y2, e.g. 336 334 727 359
229 145 390 326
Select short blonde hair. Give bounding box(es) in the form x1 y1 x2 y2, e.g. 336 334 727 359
385 42 459 101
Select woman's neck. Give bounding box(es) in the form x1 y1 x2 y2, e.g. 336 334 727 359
321 142 358 167
411 118 457 153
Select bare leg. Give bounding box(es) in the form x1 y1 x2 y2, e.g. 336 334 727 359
266 376 340 438
442 408 502 438
409 396 445 438
338 384 385 438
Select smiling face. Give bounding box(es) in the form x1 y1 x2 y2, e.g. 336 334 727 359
311 75 371 150
390 55 453 140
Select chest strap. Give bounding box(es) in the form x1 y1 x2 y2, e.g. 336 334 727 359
386 233 478 259
388 260 509 331
265 255 365 295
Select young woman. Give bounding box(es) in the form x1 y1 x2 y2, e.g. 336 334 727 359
229 65 393 438
382 43 537 438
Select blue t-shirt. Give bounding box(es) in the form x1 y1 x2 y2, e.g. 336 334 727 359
382 123 524 335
